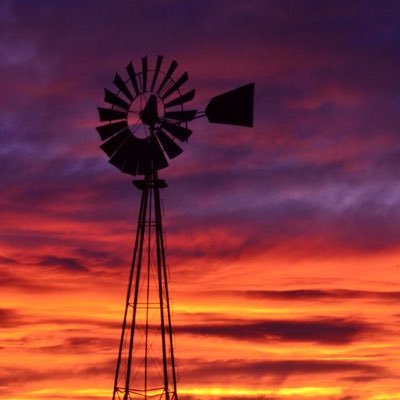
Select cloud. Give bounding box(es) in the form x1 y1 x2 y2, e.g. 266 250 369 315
0 358 115 386
175 317 372 345
0 308 23 328
0 268 60 292
37 336 118 354
0 255 18 265
180 357 385 383
1 0 400 275
34 255 89 271
0 367 49 387
0 307 120 332
161 188 400 265
230 289 400 303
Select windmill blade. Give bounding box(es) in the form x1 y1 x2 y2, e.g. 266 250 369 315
98 107 127 122
157 60 178 94
109 135 136 170
150 136 169 170
96 121 128 140
160 72 188 100
155 129 183 159
164 89 195 108
100 128 130 157
137 159 151 175
135 140 152 175
121 137 142 175
104 89 130 110
206 83 254 127
150 55 163 92
122 157 139 175
126 62 140 96
141 56 148 92
113 72 134 101
119 138 168 175
163 110 197 122
136 139 162 175
162 121 192 142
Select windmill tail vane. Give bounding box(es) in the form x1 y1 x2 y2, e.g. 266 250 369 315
95 55 254 399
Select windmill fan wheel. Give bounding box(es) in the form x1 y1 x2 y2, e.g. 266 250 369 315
96 55 197 176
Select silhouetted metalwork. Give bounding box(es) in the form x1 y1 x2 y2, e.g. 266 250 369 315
112 173 176 400
206 83 254 127
96 58 196 176
95 55 254 400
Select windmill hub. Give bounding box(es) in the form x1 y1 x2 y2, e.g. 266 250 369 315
125 93 165 139
139 94 161 127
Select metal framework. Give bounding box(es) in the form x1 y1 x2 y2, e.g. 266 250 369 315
112 172 177 400
96 55 254 400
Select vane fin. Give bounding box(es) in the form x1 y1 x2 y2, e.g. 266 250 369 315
157 60 178 94
141 56 148 92
113 73 134 101
109 135 137 171
162 121 193 142
100 128 130 157
121 137 141 175
155 129 183 159
98 107 127 122
150 136 169 170
104 89 130 110
164 89 195 108
126 62 140 96
96 121 128 140
150 55 163 92
160 72 188 100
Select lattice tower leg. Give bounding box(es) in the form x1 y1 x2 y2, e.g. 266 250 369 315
112 172 178 400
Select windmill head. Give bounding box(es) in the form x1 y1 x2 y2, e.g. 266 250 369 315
205 83 254 127
95 56 255 177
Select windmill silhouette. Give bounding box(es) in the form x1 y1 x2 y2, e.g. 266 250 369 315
96 56 254 400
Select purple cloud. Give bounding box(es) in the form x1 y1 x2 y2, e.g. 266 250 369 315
180 357 385 383
175 317 372 345
34 255 88 271
229 289 400 302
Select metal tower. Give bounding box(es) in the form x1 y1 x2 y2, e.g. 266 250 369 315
112 172 176 400
95 55 254 400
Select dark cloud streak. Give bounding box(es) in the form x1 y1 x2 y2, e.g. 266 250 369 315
231 289 400 302
180 357 385 383
175 317 372 345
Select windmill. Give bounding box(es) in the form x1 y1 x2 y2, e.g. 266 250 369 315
96 56 254 400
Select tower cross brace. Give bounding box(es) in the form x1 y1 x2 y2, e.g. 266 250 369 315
112 172 178 400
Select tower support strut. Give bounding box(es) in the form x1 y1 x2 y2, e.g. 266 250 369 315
112 172 178 400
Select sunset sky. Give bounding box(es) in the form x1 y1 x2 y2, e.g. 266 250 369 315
2 1 400 399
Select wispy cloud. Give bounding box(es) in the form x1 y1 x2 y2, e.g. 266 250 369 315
175 317 372 344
